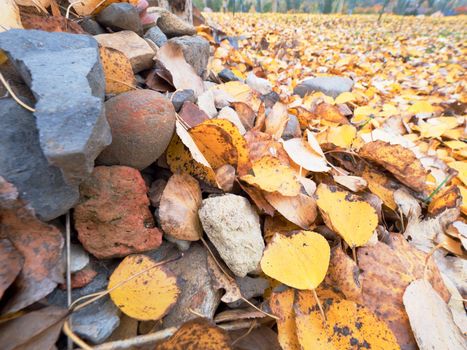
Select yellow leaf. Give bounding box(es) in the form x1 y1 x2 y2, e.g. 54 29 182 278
282 138 329 172
458 185 467 216
270 288 300 350
335 91 356 104
159 173 202 241
408 101 435 115
449 161 467 186
362 167 397 210
316 125 357 149
99 47 136 95
240 156 301 196
316 184 378 247
295 290 400 350
261 231 330 290
418 117 460 138
351 106 378 124
108 255 180 321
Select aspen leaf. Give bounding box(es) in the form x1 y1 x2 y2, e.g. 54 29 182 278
294 290 400 350
159 173 202 241
359 140 428 192
408 101 435 115
240 156 301 196
314 103 349 124
335 91 357 104
316 125 357 148
155 318 232 350
270 288 300 350
282 138 329 172
265 102 289 139
333 175 367 192
108 255 180 321
316 184 378 247
99 46 136 95
264 192 317 229
361 167 398 210
260 231 330 290
351 106 378 124
448 161 467 186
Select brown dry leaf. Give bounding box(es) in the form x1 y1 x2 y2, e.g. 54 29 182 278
282 138 329 173
244 130 290 164
264 192 317 229
0 239 23 300
0 177 64 314
155 318 232 350
427 185 462 217
214 308 267 323
156 42 204 96
0 0 22 32
231 101 256 130
269 287 300 350
99 46 136 95
264 102 289 139
403 279 465 350
206 255 242 303
316 183 378 247
240 156 301 196
294 290 400 350
333 175 367 192
362 166 398 210
357 234 450 350
215 164 236 192
72 0 137 17
159 173 202 241
178 101 210 128
239 182 276 216
359 141 428 192
108 254 180 321
20 13 85 34
261 231 330 290
0 306 67 350
325 245 362 301
314 102 349 124
264 215 301 243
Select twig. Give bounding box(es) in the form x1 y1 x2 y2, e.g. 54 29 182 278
0 73 35 112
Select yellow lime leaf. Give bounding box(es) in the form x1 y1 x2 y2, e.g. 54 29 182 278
240 156 301 196
108 255 180 321
270 288 300 350
335 91 357 104
408 101 435 114
316 184 378 247
449 161 467 186
261 231 330 290
295 290 400 350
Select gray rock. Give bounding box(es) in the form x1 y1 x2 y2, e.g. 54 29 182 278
70 244 90 273
79 18 105 35
162 244 221 327
144 26 168 47
0 30 111 186
228 276 269 308
0 98 79 221
168 36 210 78
260 90 280 109
293 76 354 98
96 3 143 35
152 7 196 37
169 89 196 112
282 114 301 140
199 194 265 277
219 68 241 82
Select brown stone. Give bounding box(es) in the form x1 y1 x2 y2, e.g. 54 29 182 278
59 266 97 290
74 166 162 259
97 90 176 170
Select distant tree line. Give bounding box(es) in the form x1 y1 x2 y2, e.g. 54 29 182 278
195 0 466 15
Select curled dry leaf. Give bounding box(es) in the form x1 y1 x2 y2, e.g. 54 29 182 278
159 173 202 241
239 182 276 216
156 42 204 96
260 231 330 290
316 183 378 248
0 0 23 32
240 156 301 196
215 164 236 192
244 130 290 164
265 102 289 139
270 287 300 350
294 290 400 350
282 138 329 173
403 280 465 350
99 46 136 95
264 192 317 229
206 255 242 303
427 185 461 217
155 318 232 350
359 141 428 192
231 101 256 130
108 254 180 321
333 175 367 192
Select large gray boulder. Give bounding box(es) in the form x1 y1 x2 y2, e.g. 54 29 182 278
0 30 111 186
0 99 79 221
293 76 354 98
168 35 210 78
199 194 265 277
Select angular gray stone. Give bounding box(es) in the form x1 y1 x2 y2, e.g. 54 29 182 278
219 68 241 82
169 89 196 112
96 3 143 35
79 18 105 35
152 7 196 37
199 194 265 277
168 36 210 78
0 98 79 221
144 26 168 47
0 30 111 186
293 76 354 98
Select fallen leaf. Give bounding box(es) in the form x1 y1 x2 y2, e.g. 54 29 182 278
178 101 210 128
408 101 435 115
231 101 256 130
316 124 357 148
72 0 137 17
264 192 317 229
359 141 428 192
314 102 349 124
207 255 242 303
155 318 232 350
333 175 367 192
316 183 378 247
0 0 22 32
265 102 289 139
449 161 467 186
361 166 398 210
294 290 400 350
20 13 85 34
159 173 202 241
108 254 180 321
240 156 301 196
261 231 330 290
282 138 329 172
403 279 464 350
270 287 300 350
99 46 136 95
